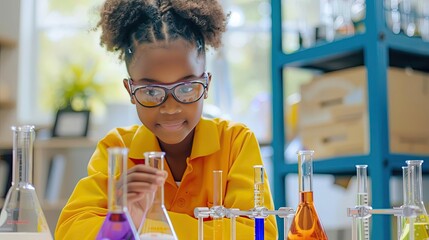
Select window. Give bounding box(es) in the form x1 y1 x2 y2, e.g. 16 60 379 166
22 0 273 142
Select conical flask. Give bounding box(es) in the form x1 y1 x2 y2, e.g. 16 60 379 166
400 160 429 240
287 150 328 240
0 125 52 239
96 147 139 240
138 152 177 240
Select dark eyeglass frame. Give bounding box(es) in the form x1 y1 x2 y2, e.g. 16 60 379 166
128 72 210 108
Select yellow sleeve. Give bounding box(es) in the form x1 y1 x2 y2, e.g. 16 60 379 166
222 129 278 239
55 143 110 240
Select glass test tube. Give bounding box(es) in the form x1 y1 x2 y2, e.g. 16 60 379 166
355 165 370 240
212 170 223 240
254 165 265 240
96 147 138 240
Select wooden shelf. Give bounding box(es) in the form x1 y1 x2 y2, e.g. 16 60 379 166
0 100 15 109
0 37 16 48
35 138 97 149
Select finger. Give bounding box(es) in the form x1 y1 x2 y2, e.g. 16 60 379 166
127 164 165 176
127 172 166 185
127 182 158 193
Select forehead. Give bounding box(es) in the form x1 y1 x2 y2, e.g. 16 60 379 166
127 40 205 81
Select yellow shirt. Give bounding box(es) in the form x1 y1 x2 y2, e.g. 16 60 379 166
55 118 278 239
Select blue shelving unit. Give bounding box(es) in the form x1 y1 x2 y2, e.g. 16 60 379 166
271 0 429 239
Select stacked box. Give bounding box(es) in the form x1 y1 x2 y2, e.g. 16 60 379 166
299 66 369 160
299 66 429 160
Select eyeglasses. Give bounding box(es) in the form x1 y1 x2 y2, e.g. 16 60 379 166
128 73 209 108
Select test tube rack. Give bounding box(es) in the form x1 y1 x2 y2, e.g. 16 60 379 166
194 205 295 240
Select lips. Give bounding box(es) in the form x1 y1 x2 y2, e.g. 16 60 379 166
158 121 185 131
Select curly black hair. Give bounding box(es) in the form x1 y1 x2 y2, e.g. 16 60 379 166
97 0 228 63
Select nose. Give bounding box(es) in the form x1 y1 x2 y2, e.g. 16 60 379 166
159 93 182 114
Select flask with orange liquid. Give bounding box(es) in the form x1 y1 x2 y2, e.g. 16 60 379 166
287 150 328 240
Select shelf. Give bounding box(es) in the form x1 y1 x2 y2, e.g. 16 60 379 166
0 100 15 109
389 48 429 73
385 31 429 58
283 154 429 176
388 154 429 172
0 142 12 150
277 34 366 71
35 138 97 149
284 155 370 175
0 37 16 48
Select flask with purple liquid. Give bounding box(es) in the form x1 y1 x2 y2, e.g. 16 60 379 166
96 147 139 240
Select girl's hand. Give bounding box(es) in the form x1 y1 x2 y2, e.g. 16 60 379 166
125 164 167 228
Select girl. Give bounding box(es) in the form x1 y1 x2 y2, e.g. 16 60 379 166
55 0 278 239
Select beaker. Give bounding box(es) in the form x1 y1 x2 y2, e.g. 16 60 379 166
352 165 370 240
96 147 139 240
287 150 328 240
138 152 177 240
0 125 52 239
400 160 429 240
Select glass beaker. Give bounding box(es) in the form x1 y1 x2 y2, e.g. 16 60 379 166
400 160 429 240
96 147 139 240
353 165 370 240
0 125 52 239
287 150 328 240
138 152 177 240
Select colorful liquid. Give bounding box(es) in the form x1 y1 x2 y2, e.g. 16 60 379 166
255 218 264 240
287 191 328 240
400 215 429 240
96 212 137 240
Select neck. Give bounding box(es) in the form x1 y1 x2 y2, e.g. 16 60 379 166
158 129 194 160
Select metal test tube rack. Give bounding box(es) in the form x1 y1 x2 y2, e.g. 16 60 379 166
347 164 425 240
347 205 423 240
194 166 295 240
194 202 295 240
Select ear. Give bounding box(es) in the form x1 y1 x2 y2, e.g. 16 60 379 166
204 73 212 99
123 79 136 104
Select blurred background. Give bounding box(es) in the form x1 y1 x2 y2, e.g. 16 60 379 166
1 0 429 239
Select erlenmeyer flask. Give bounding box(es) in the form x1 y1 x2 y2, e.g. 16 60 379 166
138 152 177 240
96 147 139 240
0 125 52 239
287 150 328 240
400 160 429 240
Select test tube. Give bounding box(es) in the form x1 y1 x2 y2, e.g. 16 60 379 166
355 165 370 240
254 165 265 240
213 170 223 240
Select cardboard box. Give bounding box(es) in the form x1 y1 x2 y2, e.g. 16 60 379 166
299 67 367 128
299 66 429 159
300 115 369 160
388 67 429 155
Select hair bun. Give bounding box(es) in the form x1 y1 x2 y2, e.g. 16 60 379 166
169 0 228 49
